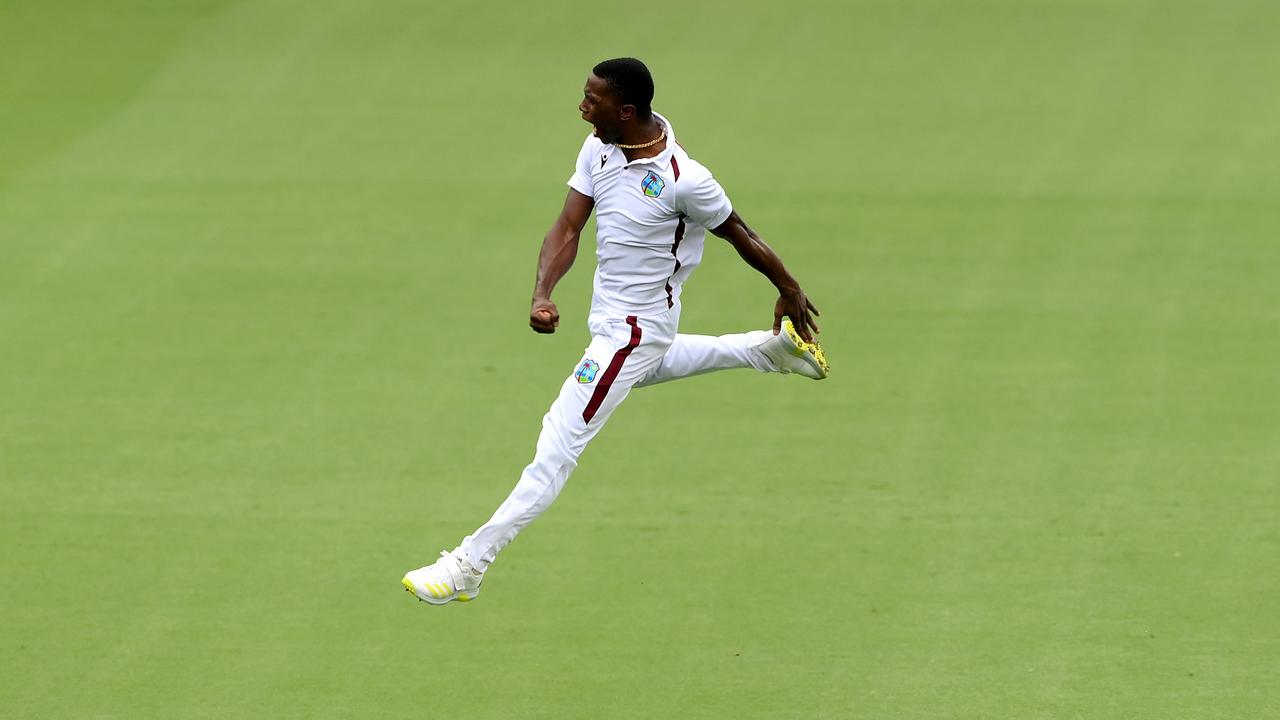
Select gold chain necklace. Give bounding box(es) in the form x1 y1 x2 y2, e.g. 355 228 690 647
616 127 666 150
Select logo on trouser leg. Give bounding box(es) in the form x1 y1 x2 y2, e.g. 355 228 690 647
575 359 600 384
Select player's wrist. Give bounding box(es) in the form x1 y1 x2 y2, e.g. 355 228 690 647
775 281 802 296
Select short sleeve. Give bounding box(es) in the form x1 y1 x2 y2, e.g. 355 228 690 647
678 170 733 229
567 137 596 198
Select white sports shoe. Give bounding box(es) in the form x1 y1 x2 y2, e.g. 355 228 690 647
402 549 484 605
755 319 830 380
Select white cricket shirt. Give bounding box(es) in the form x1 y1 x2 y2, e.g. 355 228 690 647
567 112 733 317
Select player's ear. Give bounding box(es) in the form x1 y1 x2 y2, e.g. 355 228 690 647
618 104 636 121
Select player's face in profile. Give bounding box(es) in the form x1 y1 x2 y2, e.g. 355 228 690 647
579 74 625 143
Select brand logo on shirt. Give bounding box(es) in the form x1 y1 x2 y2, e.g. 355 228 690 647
641 171 665 198
600 153 608 168
575 359 600 384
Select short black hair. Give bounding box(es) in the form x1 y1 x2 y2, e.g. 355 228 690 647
592 58 654 118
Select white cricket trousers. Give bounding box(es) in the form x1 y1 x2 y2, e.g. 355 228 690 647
459 306 774 570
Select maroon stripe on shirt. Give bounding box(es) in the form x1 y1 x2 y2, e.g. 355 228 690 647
582 316 643 423
664 217 686 309
671 156 681 182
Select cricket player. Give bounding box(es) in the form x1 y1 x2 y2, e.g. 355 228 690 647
403 58 828 605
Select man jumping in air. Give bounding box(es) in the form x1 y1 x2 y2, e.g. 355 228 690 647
403 58 828 605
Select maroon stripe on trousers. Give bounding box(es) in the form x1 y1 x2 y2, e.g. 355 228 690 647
664 216 686 309
582 316 642 423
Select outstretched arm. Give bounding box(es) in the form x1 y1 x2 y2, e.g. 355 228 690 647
530 188 595 334
710 211 821 342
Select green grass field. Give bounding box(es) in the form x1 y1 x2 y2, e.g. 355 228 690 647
3 1 1278 717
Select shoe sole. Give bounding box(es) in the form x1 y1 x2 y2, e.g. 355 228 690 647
784 321 829 379
401 576 475 605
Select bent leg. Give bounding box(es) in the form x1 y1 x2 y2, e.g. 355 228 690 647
459 316 670 571
637 330 774 387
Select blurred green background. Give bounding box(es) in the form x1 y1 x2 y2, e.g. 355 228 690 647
2 1 1277 717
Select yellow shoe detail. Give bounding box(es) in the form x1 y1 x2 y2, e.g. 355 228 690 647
456 594 471 602
784 321 830 375
401 577 415 593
